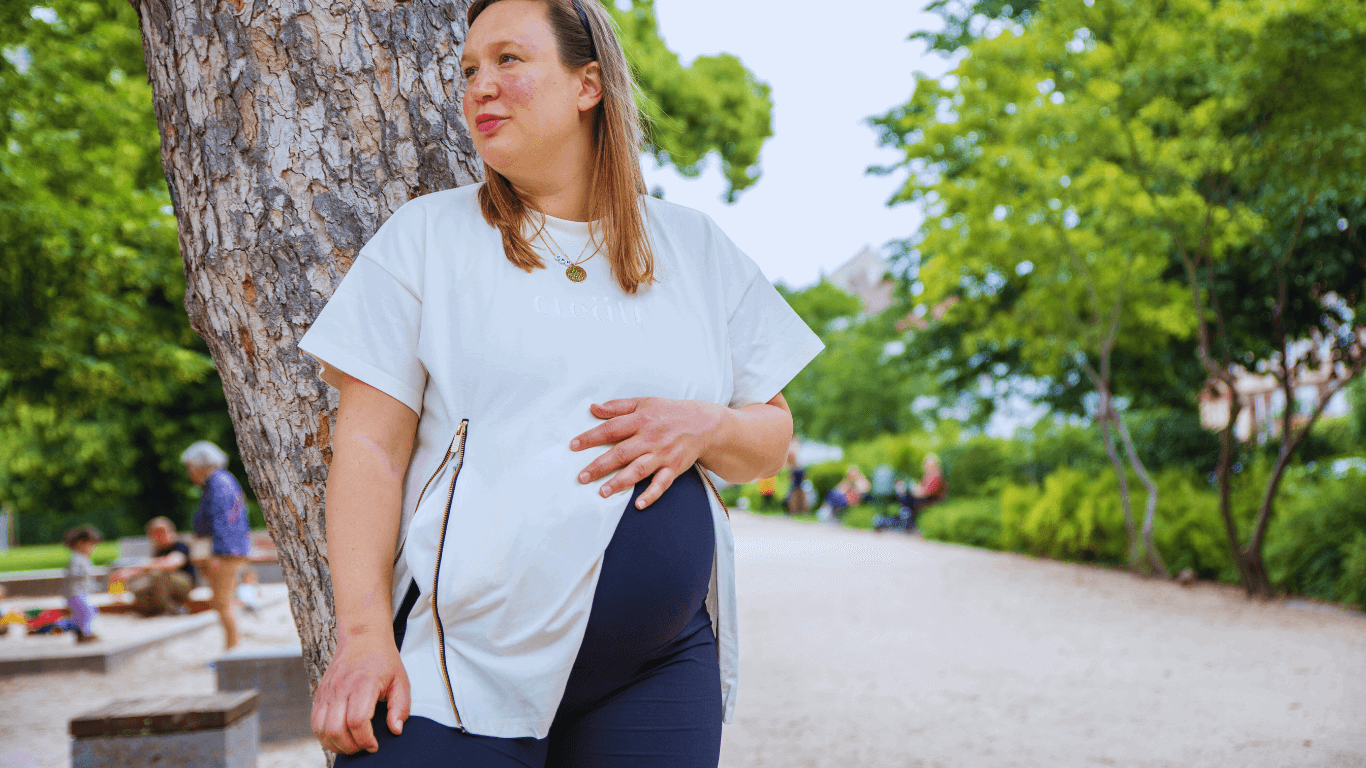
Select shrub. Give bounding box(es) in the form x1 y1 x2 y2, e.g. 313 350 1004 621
1266 469 1366 609
842 433 929 479
918 497 1003 549
1146 470 1229 580
939 436 1020 498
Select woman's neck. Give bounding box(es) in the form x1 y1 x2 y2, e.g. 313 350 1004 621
505 127 597 221
512 164 594 222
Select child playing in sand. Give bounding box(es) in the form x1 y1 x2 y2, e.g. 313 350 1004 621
62 525 102 644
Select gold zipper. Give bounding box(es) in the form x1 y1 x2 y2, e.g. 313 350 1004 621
695 463 730 520
393 429 464 567
430 419 469 729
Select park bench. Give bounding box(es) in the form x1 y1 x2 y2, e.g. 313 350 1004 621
217 644 313 743
69 690 258 768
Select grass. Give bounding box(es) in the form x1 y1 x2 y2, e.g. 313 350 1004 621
0 542 121 573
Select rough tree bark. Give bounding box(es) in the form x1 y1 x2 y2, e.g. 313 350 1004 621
132 0 480 688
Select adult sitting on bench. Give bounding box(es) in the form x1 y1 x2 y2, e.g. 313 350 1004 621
113 517 195 616
876 455 946 532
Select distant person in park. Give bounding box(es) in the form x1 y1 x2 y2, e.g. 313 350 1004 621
182 440 251 650
61 525 102 644
297 0 822 764
876 455 947 533
113 517 196 616
784 437 808 515
755 474 778 510
816 465 871 523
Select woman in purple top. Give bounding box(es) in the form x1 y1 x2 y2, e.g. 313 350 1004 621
183 440 251 649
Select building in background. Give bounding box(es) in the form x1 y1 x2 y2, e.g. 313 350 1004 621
1199 337 1356 443
826 245 895 316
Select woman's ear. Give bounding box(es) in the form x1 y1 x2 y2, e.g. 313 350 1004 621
577 61 604 112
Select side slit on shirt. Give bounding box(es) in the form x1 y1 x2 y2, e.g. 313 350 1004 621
393 579 422 652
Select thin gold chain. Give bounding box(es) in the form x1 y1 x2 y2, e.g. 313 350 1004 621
531 215 602 269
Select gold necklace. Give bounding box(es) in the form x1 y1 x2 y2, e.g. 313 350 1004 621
534 219 600 283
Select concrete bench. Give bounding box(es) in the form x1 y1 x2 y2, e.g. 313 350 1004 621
217 644 312 743
70 691 258 768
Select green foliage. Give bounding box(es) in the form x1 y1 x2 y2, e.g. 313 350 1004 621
1266 470 1366 609
917 497 1003 550
609 0 773 200
1351 378 1366 443
842 432 931 480
782 310 931 443
0 0 243 542
775 280 863 342
938 435 1017 498
0 541 119 572
912 0 1042 55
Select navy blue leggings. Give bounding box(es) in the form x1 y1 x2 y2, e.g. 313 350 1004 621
337 467 721 767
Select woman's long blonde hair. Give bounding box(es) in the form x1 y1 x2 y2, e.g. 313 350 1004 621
467 0 655 294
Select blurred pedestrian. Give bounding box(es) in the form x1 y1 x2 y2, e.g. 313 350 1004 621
784 437 808 515
755 475 778 510
61 525 102 644
816 465 871 524
114 517 195 616
182 440 251 650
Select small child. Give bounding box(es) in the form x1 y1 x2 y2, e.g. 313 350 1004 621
235 567 263 616
61 525 102 644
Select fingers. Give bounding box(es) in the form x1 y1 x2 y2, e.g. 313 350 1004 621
570 412 641 453
312 670 381 755
600 452 664 500
312 694 357 755
578 437 649 493
385 669 411 736
589 398 643 418
633 465 677 509
345 687 381 754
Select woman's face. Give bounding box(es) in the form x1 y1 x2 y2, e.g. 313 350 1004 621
461 0 601 183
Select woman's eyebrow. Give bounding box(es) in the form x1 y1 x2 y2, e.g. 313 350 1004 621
459 39 528 67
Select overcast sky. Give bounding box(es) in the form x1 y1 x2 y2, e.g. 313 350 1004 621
638 0 953 288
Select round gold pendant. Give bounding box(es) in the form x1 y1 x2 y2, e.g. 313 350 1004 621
566 265 587 283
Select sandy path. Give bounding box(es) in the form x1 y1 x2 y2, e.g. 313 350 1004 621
1 513 1363 767
720 513 1366 768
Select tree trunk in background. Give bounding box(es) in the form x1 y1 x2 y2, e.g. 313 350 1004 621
132 0 480 689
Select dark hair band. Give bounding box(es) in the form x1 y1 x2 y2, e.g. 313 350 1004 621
571 0 599 61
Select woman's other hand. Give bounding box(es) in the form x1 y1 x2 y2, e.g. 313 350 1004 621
311 629 410 754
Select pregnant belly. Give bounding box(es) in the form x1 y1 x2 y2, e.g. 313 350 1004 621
574 466 716 669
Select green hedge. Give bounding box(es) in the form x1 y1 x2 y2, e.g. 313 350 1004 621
918 497 1003 549
0 542 120 573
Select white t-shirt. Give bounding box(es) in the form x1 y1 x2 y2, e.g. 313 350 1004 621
298 183 823 738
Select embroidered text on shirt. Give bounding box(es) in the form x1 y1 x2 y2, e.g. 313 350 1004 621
533 296 645 326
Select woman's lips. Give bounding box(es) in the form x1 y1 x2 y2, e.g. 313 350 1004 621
476 115 508 133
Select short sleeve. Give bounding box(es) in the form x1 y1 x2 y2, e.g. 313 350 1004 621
299 254 427 415
708 223 824 409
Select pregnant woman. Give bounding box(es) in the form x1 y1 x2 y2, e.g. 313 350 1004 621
300 1 823 765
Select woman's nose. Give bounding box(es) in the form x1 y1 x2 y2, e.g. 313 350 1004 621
466 71 497 101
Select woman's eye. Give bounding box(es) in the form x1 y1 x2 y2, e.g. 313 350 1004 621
500 54 517 65
462 67 477 79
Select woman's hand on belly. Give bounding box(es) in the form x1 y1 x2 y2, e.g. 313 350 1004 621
570 397 725 509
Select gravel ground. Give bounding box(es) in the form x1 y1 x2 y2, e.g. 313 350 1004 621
1 512 1363 768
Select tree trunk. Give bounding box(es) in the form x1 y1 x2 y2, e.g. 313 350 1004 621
1096 388 1141 570
132 0 480 690
1114 413 1168 577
